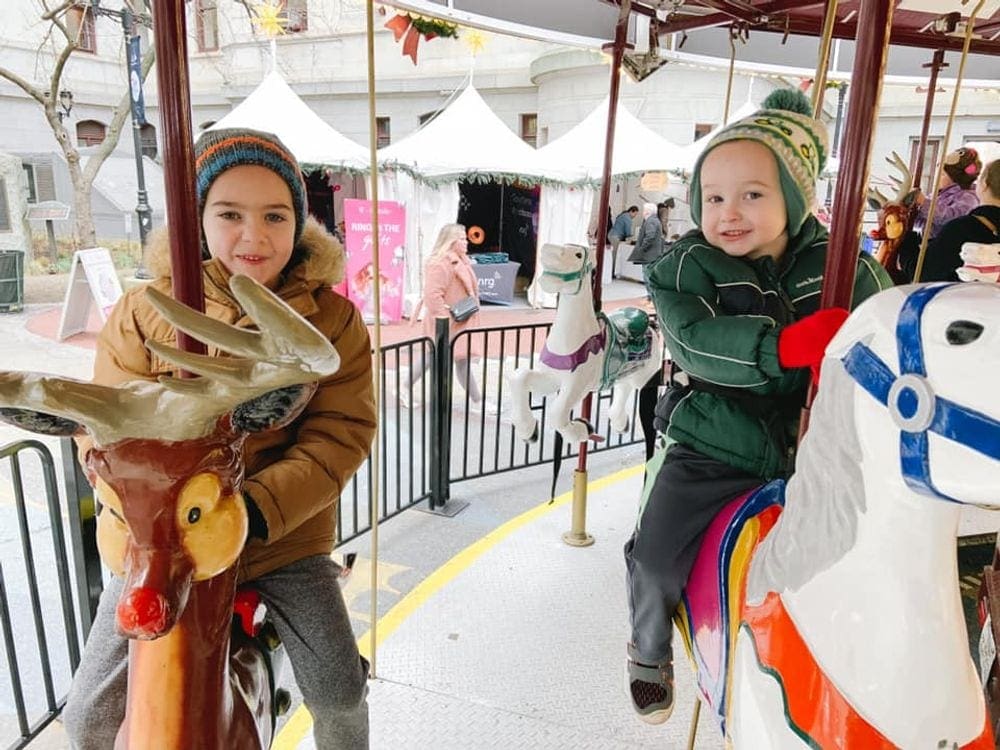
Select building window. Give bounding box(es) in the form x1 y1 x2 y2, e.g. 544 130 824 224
418 110 439 126
22 164 37 204
195 0 219 52
520 113 537 147
284 0 308 33
140 123 157 159
77 120 107 146
67 3 97 54
0 179 10 232
376 117 391 148
909 136 942 195
694 122 715 140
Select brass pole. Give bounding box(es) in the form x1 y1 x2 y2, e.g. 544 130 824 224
562 470 594 547
913 0 985 282
365 0 383 678
811 0 839 115
722 28 737 124
686 700 702 750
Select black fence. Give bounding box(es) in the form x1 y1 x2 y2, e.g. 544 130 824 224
0 441 85 750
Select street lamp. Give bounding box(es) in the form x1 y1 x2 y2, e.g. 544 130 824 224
89 0 155 278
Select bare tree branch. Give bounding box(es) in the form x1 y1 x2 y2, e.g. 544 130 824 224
0 67 46 104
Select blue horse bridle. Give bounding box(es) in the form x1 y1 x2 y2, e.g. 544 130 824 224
841 283 1000 502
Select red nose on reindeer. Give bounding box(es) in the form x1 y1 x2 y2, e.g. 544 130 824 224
117 587 170 638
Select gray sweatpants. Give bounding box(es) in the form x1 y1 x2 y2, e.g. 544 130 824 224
62 555 369 749
624 441 761 666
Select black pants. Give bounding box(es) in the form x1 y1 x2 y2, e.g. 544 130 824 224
624 442 761 665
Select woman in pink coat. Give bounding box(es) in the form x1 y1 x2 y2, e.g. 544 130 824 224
410 223 483 404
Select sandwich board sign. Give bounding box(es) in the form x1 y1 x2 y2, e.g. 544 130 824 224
57 248 123 340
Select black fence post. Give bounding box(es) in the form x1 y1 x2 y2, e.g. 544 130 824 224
59 437 103 640
429 317 452 509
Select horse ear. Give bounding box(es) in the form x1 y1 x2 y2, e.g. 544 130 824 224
0 408 86 437
230 384 315 434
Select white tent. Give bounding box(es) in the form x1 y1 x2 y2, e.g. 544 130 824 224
209 71 370 171
675 100 760 172
378 85 583 314
379 85 579 182
529 99 687 306
535 98 686 180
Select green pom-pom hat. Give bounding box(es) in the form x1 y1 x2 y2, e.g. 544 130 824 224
688 88 829 237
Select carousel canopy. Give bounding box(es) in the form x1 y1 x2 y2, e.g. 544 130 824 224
378 85 580 183
535 98 686 180
209 71 370 172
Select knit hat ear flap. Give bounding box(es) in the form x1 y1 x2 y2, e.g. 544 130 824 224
689 88 828 237
195 128 308 247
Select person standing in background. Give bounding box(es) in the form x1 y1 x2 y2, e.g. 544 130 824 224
913 146 981 241
627 203 665 266
608 205 639 279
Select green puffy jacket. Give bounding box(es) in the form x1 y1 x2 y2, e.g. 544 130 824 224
645 216 891 479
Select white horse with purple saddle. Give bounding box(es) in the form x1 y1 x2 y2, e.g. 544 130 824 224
508 243 663 444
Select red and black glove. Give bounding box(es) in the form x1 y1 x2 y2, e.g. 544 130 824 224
777 307 850 383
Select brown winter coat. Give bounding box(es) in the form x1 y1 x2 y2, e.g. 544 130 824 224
419 249 483 357
92 217 376 581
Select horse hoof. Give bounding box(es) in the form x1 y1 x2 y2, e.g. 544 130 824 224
515 421 539 443
611 417 629 433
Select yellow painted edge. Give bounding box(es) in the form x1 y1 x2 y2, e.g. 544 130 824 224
273 463 644 749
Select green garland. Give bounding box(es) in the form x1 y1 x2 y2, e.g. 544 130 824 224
409 15 459 39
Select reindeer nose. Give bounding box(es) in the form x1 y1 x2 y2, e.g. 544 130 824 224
117 587 169 637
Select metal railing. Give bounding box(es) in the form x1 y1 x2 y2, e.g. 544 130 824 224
1 441 83 750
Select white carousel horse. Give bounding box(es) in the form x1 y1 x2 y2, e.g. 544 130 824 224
957 241 1000 283
676 282 999 748
508 243 664 444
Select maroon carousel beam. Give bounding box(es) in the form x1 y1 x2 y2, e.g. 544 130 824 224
654 0 826 35
150 0 206 357
577 2 630 471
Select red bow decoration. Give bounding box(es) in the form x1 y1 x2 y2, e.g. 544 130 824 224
385 13 422 64
384 12 457 65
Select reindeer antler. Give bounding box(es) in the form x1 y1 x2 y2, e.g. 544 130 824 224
0 276 341 446
885 151 913 202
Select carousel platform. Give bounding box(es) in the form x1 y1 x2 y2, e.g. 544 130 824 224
279 453 725 750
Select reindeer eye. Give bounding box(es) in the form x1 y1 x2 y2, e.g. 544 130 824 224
188 507 202 524
946 320 983 345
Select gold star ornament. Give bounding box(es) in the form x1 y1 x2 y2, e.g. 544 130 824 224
251 0 288 38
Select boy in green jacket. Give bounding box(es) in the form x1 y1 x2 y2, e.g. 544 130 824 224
624 90 891 724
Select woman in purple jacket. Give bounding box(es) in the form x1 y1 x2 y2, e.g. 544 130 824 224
913 146 982 240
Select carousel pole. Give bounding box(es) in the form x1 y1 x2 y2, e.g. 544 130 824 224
563 0 631 548
803 0 894 420
811 0 839 115
912 0 986 282
364 0 383 677
149 0 205 356
912 50 947 191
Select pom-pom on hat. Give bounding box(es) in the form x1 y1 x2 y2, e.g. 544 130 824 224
688 88 829 237
942 147 981 189
195 128 308 247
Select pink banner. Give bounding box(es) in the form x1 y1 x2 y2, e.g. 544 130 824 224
342 199 406 323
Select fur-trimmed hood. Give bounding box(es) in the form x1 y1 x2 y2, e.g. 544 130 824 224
144 215 345 287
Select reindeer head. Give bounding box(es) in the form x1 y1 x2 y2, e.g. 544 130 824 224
868 151 918 243
0 276 340 639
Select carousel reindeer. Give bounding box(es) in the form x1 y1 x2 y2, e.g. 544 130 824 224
0 275 340 749
867 151 918 284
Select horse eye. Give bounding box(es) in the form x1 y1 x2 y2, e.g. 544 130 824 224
575 252 582 259
188 507 202 524
946 320 983 345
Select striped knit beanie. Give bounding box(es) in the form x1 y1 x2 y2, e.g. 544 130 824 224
689 89 828 237
195 128 308 247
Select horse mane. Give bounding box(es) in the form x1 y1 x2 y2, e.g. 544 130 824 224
746 357 867 604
